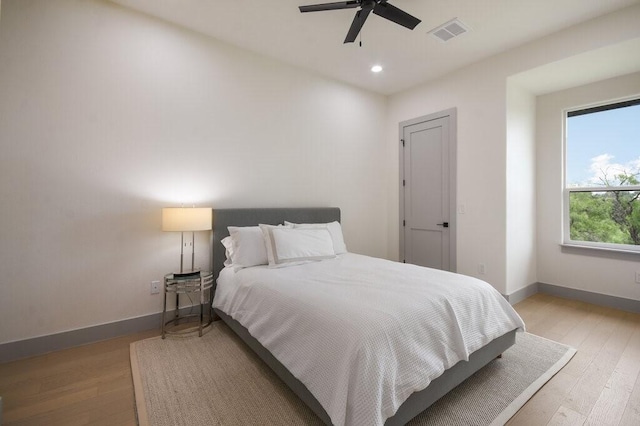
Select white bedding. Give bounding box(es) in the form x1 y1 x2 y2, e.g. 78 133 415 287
214 253 525 426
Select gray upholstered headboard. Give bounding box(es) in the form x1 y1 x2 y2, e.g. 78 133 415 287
212 207 341 281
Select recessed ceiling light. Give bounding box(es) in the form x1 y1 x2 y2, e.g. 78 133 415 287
371 65 383 73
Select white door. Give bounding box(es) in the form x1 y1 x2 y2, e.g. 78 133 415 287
400 111 456 271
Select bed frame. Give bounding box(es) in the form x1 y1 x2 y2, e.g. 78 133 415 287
211 207 516 426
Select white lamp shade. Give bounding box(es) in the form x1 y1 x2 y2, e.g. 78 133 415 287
162 207 212 232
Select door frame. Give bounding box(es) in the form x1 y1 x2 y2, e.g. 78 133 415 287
399 108 457 272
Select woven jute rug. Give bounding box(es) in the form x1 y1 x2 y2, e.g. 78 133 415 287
130 322 575 426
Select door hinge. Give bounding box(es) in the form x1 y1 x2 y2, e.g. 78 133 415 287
402 179 406 187
401 139 405 147
403 220 406 227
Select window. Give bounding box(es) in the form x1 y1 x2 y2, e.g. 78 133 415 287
564 98 640 253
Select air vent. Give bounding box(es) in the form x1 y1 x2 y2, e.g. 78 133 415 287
428 18 470 42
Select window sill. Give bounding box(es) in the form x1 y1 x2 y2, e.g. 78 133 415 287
561 243 640 258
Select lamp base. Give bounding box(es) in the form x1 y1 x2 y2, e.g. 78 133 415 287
173 269 201 278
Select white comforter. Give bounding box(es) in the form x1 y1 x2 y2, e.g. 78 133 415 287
214 253 525 426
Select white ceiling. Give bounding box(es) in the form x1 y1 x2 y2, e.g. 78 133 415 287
510 38 640 95
111 0 640 95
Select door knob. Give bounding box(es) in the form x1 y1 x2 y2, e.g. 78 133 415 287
436 222 449 228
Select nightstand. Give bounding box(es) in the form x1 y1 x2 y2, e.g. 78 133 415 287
162 271 214 338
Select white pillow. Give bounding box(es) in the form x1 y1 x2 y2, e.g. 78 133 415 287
227 226 268 269
260 226 335 268
284 220 347 254
221 236 234 267
258 224 284 267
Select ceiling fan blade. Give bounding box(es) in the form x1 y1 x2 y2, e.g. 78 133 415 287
299 1 360 13
372 2 421 30
344 8 372 43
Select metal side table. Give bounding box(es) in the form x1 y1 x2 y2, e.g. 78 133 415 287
162 271 214 338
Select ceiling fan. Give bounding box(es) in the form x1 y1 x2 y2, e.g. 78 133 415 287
299 0 421 44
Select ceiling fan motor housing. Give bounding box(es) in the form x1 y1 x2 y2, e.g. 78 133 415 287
299 0 421 44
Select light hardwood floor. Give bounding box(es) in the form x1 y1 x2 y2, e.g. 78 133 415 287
0 329 159 425
1 293 640 425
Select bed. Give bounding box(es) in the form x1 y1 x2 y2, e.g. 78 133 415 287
211 207 524 426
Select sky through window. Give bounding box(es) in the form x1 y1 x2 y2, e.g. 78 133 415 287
566 102 640 187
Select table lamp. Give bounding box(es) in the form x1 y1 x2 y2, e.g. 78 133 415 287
162 207 212 277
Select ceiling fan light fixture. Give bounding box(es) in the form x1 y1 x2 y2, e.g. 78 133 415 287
371 65 383 73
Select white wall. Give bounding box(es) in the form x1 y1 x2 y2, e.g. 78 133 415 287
506 83 537 295
536 71 640 301
0 0 387 344
387 4 640 295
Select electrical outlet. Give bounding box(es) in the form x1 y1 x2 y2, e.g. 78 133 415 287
478 263 486 275
636 272 640 284
150 280 160 294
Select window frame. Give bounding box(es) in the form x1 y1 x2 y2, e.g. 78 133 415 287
562 97 640 255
